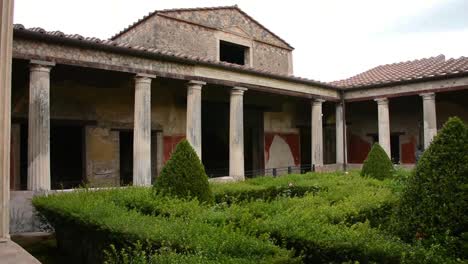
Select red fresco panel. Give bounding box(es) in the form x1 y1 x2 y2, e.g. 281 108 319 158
163 134 186 163
401 136 416 164
264 132 301 166
348 133 371 163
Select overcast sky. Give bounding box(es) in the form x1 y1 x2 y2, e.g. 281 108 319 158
13 0 468 82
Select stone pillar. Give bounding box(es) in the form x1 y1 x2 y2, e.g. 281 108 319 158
28 60 54 191
375 98 391 157
186 80 205 159
133 73 155 186
229 87 247 180
0 0 14 239
311 99 325 167
420 93 437 149
335 103 345 166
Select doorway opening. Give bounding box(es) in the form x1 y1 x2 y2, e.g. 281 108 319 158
202 102 230 177
244 108 264 177
50 125 85 189
119 131 133 185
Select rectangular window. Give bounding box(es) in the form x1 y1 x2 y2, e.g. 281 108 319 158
219 40 248 65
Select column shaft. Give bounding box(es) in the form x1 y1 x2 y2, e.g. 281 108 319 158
0 0 14 239
133 74 155 186
421 93 437 149
335 103 345 165
311 99 325 166
28 61 54 191
186 80 205 159
229 87 247 180
375 98 391 157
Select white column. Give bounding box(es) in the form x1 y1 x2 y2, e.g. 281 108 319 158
420 93 437 149
133 73 155 186
335 103 345 165
375 98 391 157
311 99 325 167
186 80 205 159
229 87 247 181
28 60 54 191
0 0 14 239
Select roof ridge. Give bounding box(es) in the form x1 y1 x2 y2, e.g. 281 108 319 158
109 5 294 49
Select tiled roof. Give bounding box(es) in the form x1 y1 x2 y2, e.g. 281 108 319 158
12 24 331 88
331 55 468 88
109 5 294 49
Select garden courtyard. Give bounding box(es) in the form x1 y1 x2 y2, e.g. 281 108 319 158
13 117 467 264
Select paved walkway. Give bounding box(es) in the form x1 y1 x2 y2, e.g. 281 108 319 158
0 239 41 264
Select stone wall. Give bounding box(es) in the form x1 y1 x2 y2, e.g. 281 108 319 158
114 9 293 75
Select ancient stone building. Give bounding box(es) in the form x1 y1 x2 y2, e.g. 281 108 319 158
6 5 468 232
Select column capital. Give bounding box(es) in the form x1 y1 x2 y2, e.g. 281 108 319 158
232 86 248 95
135 73 156 84
374 97 389 105
420 92 436 100
312 98 326 105
30 60 55 72
187 80 206 90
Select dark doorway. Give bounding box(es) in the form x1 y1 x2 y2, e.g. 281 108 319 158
244 108 264 177
20 124 28 190
50 125 85 189
202 102 230 177
390 135 400 164
119 131 133 185
219 40 248 65
300 127 311 171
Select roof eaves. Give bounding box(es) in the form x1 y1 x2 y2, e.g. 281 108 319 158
13 25 331 90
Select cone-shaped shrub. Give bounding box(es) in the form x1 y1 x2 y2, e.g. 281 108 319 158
360 143 394 180
396 117 468 246
154 139 213 203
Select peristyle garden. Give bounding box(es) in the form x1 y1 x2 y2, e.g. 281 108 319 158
31 117 468 263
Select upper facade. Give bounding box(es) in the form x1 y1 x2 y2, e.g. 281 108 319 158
111 6 294 75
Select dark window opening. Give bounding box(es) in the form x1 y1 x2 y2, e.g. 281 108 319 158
219 40 247 65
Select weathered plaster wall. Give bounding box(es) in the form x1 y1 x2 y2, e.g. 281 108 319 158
114 9 293 75
264 102 300 169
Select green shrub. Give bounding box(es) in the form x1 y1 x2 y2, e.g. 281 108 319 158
153 140 213 203
395 117 468 258
33 191 294 264
361 143 394 180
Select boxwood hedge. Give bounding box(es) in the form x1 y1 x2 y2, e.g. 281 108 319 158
33 171 461 263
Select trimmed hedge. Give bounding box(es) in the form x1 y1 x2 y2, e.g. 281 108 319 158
33 191 295 264
395 117 468 258
33 172 461 263
361 143 394 180
153 139 213 203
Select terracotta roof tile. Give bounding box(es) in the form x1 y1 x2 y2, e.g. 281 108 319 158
12 24 330 89
331 55 468 88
